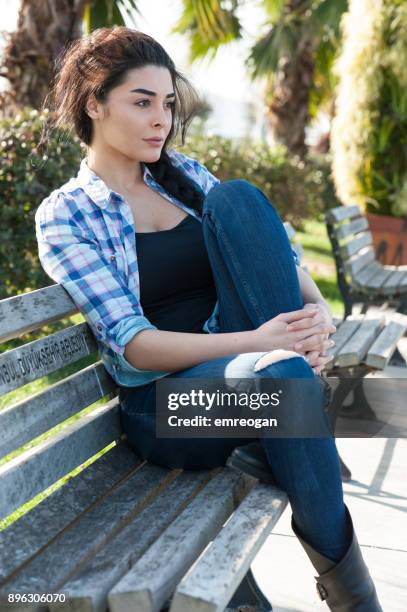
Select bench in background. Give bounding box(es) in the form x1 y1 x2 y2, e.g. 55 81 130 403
285 220 407 480
325 204 407 318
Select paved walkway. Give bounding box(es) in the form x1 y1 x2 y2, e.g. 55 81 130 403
251 358 407 611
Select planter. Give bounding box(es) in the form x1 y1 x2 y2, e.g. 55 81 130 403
366 213 407 265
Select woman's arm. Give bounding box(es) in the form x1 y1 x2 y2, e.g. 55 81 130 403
124 328 258 371
296 266 332 321
125 268 335 373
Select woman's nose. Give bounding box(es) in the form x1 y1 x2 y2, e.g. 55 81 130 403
152 107 170 127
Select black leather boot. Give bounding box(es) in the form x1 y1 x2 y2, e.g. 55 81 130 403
226 442 277 484
291 506 383 611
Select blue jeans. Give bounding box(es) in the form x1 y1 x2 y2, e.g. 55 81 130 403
119 180 349 563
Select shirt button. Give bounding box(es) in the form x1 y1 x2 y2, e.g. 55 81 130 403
97 324 103 331
110 255 116 262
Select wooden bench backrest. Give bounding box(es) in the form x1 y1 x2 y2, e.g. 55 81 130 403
0 285 118 522
325 205 375 277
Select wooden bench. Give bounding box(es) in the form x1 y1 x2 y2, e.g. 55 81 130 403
325 204 407 318
1 220 405 611
0 284 288 612
286 220 407 479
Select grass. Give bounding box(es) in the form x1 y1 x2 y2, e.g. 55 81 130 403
296 218 344 318
0 218 343 531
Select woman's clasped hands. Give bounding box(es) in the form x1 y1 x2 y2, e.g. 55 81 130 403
253 302 336 374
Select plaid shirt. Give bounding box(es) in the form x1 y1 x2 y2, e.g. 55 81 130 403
35 149 299 388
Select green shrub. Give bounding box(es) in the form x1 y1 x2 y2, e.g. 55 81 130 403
0 109 332 298
181 134 332 226
0 109 82 299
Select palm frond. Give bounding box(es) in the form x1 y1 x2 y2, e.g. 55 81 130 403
173 0 241 62
262 0 285 23
246 21 299 78
305 0 348 38
84 0 140 32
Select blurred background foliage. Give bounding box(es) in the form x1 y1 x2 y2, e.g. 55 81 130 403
0 108 338 299
0 0 406 301
331 0 407 217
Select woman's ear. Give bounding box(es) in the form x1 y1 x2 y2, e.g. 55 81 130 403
85 95 101 120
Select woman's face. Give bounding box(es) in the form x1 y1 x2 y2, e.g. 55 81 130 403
88 65 174 162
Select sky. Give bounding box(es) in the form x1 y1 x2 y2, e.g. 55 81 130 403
0 0 326 142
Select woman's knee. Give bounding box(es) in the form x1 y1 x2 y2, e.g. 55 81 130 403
254 352 315 379
203 179 273 218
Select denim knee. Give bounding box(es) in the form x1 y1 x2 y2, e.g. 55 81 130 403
256 354 315 379
203 179 273 218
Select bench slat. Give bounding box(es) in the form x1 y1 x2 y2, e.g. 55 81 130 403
380 270 407 295
0 466 198 606
326 204 362 224
336 318 385 367
0 284 77 343
48 471 217 612
327 317 362 361
364 268 395 290
0 323 97 395
365 315 407 369
0 363 116 459
107 470 253 612
0 400 120 520
352 261 383 290
170 484 288 612
283 221 296 241
344 247 375 276
335 217 369 240
0 444 140 581
340 232 372 259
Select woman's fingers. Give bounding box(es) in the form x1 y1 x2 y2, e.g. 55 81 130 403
278 308 318 323
287 315 336 333
295 336 335 352
304 350 320 366
311 353 334 374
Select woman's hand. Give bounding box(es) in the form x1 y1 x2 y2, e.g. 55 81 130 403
252 306 336 355
287 303 336 374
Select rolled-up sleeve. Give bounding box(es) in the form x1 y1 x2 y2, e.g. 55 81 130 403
35 193 157 356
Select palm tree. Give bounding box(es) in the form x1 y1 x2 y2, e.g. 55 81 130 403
0 0 139 117
174 0 347 157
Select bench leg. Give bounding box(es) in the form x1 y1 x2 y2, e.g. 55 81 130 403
338 379 377 421
225 568 273 612
326 375 370 484
389 346 407 367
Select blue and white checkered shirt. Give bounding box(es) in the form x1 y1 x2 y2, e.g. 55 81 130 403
36 148 299 388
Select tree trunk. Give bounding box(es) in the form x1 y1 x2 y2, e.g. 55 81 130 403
266 33 315 159
0 0 87 117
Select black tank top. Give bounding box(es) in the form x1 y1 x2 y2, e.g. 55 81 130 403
135 214 218 333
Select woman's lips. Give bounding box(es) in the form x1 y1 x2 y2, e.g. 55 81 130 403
143 138 163 147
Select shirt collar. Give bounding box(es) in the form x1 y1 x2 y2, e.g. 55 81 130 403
76 158 153 209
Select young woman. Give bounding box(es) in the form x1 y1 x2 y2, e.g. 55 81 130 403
35 27 382 611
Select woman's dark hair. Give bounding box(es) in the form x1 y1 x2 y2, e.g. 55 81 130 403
43 27 205 213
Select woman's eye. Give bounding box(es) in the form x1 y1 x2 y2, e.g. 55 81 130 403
134 100 175 109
